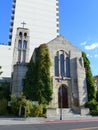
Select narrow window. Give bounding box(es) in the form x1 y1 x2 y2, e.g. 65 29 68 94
66 57 70 77
18 50 21 62
19 32 22 37
60 54 64 76
54 56 59 76
23 50 26 62
18 40 22 48
23 40 27 49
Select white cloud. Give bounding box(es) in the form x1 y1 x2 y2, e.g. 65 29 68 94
85 42 98 50
94 54 98 58
80 41 87 46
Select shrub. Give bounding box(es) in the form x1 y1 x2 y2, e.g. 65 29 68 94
26 100 32 117
85 99 98 110
10 94 19 115
0 98 7 115
30 104 43 117
90 109 98 116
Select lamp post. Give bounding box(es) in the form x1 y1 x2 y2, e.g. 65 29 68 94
60 85 62 120
60 75 64 120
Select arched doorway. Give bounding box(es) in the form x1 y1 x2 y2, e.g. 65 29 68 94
58 85 68 108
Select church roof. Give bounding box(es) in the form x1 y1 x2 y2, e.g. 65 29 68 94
47 35 81 52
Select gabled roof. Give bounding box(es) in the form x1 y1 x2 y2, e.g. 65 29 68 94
47 35 81 52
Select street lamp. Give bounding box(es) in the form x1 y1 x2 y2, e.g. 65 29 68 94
60 75 64 120
60 85 62 120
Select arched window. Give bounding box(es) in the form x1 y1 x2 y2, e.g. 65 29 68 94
18 40 22 48
23 50 26 63
19 32 22 37
54 56 59 76
60 53 64 76
18 50 21 62
54 50 70 78
24 32 27 38
23 40 27 49
66 57 70 77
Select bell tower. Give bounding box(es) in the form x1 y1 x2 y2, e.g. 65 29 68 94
13 27 30 65
11 27 30 96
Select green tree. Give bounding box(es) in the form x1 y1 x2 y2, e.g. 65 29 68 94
10 94 19 115
0 66 2 75
23 44 53 105
82 52 96 101
0 82 10 100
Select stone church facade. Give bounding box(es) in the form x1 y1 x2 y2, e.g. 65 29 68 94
47 36 89 117
12 28 89 117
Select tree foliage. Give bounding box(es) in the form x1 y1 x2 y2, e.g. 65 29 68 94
23 44 53 105
0 66 2 75
82 52 96 101
0 82 10 100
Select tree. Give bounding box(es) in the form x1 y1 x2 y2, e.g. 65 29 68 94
0 66 2 75
0 82 10 100
82 52 96 101
23 44 53 105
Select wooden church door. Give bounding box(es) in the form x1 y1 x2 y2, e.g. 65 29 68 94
58 85 68 108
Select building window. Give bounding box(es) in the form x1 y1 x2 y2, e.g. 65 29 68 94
18 50 21 62
19 32 22 37
23 40 27 49
66 57 70 77
24 32 27 38
18 40 22 48
55 56 59 76
54 50 70 77
23 50 26 62
60 53 64 76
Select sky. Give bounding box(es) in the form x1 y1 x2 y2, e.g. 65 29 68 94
0 0 98 76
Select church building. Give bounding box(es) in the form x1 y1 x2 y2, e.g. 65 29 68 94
0 0 89 117
11 27 89 117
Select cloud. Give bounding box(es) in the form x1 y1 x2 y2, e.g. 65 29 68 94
85 42 98 50
80 41 87 46
94 54 98 58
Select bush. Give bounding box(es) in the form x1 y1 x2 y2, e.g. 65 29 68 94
26 100 32 117
0 98 7 115
85 99 98 110
90 109 98 116
30 104 44 117
10 95 19 115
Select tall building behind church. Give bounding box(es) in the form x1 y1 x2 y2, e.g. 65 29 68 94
0 0 59 80
9 0 59 59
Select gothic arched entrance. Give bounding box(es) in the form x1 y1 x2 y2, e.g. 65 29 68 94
58 85 68 108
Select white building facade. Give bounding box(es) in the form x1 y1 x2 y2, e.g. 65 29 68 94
9 0 59 59
0 0 59 80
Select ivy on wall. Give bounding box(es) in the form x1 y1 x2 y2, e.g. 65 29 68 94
23 44 53 105
82 52 96 101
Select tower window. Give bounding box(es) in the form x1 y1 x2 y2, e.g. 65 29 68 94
24 32 27 38
23 50 26 63
19 32 22 37
23 40 27 49
18 50 21 62
18 40 22 48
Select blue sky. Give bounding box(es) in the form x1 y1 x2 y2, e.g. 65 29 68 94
0 0 98 76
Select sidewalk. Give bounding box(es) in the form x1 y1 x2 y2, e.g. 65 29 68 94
0 116 98 125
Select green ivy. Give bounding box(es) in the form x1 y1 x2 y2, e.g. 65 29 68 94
23 44 53 105
82 52 96 101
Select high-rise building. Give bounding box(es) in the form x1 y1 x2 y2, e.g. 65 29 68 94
9 0 59 59
0 0 59 80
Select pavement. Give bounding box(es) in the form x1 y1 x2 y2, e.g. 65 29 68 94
1 116 98 125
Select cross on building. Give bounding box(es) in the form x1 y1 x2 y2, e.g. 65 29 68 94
21 21 26 28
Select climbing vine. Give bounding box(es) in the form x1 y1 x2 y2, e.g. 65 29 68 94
23 44 53 105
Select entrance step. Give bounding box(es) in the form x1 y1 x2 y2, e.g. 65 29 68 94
47 108 81 120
